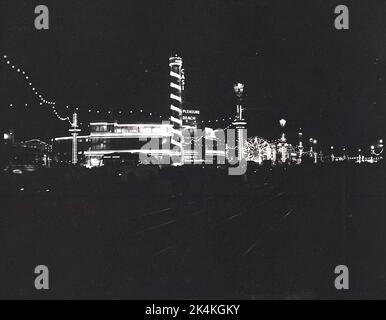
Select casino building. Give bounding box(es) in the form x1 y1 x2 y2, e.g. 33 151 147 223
53 55 226 168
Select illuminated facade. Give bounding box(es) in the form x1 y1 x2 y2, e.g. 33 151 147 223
53 55 226 168
53 121 225 168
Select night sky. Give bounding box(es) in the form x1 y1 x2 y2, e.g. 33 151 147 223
1 0 386 153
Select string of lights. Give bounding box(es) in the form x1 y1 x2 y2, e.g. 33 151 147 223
2 54 237 128
2 54 73 124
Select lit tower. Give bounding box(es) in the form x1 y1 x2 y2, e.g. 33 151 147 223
232 83 247 162
69 113 81 165
279 119 287 163
169 55 185 165
298 129 304 164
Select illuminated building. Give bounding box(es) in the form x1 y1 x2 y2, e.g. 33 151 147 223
54 121 225 167
53 55 225 168
1 134 52 171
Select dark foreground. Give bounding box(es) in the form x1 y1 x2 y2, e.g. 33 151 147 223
0 163 385 300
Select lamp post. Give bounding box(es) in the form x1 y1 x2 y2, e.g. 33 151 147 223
279 119 287 163
313 139 318 163
298 129 304 164
280 119 287 142
371 145 375 163
358 149 362 163
232 83 247 163
309 138 314 154
330 146 335 162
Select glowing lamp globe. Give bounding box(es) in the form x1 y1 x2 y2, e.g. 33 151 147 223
233 83 245 98
279 119 287 128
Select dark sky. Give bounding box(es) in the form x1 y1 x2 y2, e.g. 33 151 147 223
1 0 386 152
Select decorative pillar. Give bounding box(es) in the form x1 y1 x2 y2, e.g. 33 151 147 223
69 113 81 165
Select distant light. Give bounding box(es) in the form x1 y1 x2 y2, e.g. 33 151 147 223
46 189 50 192
4 133 10 140
20 188 25 192
7 61 10 64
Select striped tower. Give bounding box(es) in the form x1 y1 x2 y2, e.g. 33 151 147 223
169 55 184 165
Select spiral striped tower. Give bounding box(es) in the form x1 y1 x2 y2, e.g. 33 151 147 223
169 55 185 165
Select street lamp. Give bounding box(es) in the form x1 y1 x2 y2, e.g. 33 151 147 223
233 83 247 164
309 138 314 154
233 82 245 99
371 145 375 162
330 146 335 162
279 119 287 163
279 119 287 142
233 83 245 120
358 149 362 163
313 139 318 163
342 147 346 160
298 129 304 163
